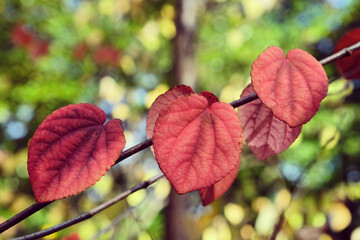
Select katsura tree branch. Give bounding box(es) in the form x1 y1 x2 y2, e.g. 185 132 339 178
319 40 360 65
0 138 153 233
0 202 52 234
11 173 164 240
1 41 360 236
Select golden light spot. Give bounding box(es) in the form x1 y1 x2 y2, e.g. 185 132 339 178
224 203 245 225
240 224 254 239
127 189 146 206
329 202 351 232
145 84 169 109
275 189 291 211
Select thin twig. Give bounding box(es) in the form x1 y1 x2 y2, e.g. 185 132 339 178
11 173 164 240
0 202 52 233
268 213 285 240
0 138 154 233
319 40 360 65
1 41 360 235
89 207 134 240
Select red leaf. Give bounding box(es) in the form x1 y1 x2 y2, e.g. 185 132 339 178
238 84 302 160
153 92 243 194
251 46 328 127
93 45 120 67
199 157 240 206
11 24 34 48
73 42 88 61
146 85 194 138
334 28 360 80
28 103 125 203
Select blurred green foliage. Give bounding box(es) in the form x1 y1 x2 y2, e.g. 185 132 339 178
1 0 360 239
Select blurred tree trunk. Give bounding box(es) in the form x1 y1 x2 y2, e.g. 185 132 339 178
172 0 199 89
165 0 200 240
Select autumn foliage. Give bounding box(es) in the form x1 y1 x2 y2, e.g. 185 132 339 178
25 46 329 205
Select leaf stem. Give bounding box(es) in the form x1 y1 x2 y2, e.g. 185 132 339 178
11 173 164 240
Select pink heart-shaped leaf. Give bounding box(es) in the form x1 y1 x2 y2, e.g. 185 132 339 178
28 103 126 203
251 46 328 127
153 91 243 194
146 85 194 138
199 157 240 206
334 28 360 80
238 84 302 160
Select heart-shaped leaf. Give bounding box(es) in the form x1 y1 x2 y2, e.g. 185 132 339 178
238 84 302 160
199 157 240 206
153 91 243 194
28 103 126 203
334 28 360 80
146 85 194 138
251 46 328 127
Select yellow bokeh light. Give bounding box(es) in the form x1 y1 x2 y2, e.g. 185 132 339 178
275 189 292 211
78 220 97 239
99 0 114 16
74 2 94 26
86 29 104 47
351 227 360 240
145 84 169 109
312 212 326 227
127 189 146 207
154 178 171 200
159 18 176 39
227 29 245 49
241 0 277 20
138 21 160 51
161 4 175 19
115 0 130 15
255 203 278 235
224 203 245 225
120 55 136 75
138 231 152 240
93 174 114 196
112 103 130 120
285 210 304 230
318 233 333 240
99 76 124 103
329 202 351 232
219 84 243 104
203 227 217 240
319 125 340 149
252 196 270 212
240 224 254 240
203 216 232 240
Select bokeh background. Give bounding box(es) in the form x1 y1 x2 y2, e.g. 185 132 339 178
1 0 360 239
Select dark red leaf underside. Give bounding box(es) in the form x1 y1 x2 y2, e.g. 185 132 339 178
251 46 328 127
146 85 194 139
199 156 240 206
153 92 243 194
334 28 360 80
238 84 302 160
28 103 126 202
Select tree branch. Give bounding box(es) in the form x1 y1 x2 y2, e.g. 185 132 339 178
11 173 164 240
319 40 360 65
0 202 52 233
1 40 360 236
0 138 154 233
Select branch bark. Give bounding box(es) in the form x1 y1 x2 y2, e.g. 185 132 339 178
11 174 164 240
1 40 360 236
